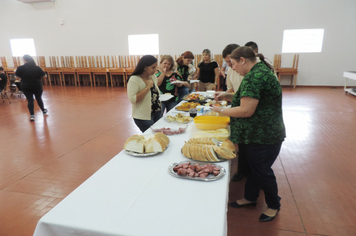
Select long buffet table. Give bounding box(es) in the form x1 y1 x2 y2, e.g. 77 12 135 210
33 99 231 236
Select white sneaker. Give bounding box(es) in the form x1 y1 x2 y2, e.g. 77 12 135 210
30 115 35 121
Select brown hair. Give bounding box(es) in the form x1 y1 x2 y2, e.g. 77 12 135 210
160 55 175 70
176 51 194 65
230 46 274 72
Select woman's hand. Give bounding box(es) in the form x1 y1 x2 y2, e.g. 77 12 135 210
145 79 154 89
214 92 233 101
183 81 190 87
211 105 224 113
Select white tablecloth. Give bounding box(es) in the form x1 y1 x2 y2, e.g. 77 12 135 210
33 104 230 236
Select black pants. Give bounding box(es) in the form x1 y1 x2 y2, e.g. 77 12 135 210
22 87 45 115
239 142 282 210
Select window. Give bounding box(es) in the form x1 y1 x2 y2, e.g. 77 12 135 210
10 38 37 57
282 29 324 53
128 34 159 55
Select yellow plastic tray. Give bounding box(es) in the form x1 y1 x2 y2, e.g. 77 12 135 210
193 116 230 130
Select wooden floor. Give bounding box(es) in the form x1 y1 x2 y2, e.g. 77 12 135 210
1 86 356 236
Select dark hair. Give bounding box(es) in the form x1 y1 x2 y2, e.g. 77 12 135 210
222 44 240 58
245 41 258 52
0 67 3 71
23 54 36 66
176 51 194 65
230 46 274 72
131 55 157 76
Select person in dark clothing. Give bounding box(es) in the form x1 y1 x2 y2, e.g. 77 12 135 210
0 67 8 92
15 55 48 121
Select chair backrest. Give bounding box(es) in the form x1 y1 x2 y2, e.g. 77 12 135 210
273 54 281 70
292 54 299 69
1 57 8 68
214 54 223 69
275 54 299 69
13 57 21 67
37 56 46 68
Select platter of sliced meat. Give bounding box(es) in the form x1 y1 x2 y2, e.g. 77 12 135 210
168 161 225 181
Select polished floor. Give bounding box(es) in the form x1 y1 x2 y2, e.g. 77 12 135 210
0 86 356 236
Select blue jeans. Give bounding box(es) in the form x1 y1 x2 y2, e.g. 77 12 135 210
178 86 189 102
161 100 178 115
239 142 283 209
133 111 162 133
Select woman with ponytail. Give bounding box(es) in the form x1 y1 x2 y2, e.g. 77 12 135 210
211 46 286 222
15 54 48 121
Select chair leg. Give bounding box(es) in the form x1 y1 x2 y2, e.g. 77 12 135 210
106 74 108 87
110 74 113 88
293 75 297 89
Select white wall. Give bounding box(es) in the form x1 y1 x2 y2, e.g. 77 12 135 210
1 0 356 86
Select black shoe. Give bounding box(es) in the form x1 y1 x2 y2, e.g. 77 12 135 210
231 172 245 182
259 208 280 222
228 201 257 208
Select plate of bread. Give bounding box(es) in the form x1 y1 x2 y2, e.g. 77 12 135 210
124 133 169 156
181 138 236 162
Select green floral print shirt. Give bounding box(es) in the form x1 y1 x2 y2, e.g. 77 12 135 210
230 62 286 144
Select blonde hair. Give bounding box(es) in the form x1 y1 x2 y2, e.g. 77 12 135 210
160 55 175 70
201 49 212 63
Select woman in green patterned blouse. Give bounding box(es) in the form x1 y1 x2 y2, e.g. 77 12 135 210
211 46 286 222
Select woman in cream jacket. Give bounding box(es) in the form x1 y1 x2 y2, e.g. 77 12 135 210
127 55 162 132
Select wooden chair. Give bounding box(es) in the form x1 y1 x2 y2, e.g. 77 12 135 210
37 56 51 86
125 68 135 85
1 57 16 83
76 56 92 86
91 56 109 87
194 54 202 67
274 54 299 88
1 84 11 104
61 56 77 86
46 56 63 86
107 56 126 87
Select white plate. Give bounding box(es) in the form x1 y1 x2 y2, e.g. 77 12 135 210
159 94 174 101
150 123 188 135
171 80 184 84
189 80 199 83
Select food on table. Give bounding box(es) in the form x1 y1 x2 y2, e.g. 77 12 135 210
191 128 230 141
181 138 236 162
151 127 186 135
123 135 145 153
184 93 206 101
124 133 169 154
173 162 221 178
204 100 227 107
202 110 226 117
165 113 192 123
176 102 200 111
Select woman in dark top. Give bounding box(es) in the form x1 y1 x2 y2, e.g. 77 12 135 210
155 55 183 114
15 55 48 121
176 51 195 100
0 67 8 92
211 46 286 222
195 49 219 91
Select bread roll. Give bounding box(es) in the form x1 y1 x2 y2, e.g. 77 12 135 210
124 135 145 153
